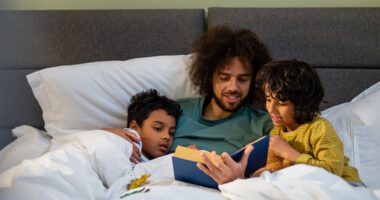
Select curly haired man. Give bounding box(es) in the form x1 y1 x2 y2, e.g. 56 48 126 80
169 26 273 154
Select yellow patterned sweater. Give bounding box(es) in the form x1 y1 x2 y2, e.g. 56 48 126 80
266 117 361 183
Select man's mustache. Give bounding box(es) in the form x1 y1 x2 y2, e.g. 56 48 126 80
223 91 241 96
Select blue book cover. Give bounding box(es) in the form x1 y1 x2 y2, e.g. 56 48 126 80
172 135 270 189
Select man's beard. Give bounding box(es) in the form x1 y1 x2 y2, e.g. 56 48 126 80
212 91 245 113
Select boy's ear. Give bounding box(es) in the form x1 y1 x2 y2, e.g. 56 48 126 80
129 120 139 130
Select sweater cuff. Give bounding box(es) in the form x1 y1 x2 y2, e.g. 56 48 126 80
295 154 312 164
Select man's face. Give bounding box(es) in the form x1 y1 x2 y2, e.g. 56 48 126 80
131 109 176 159
211 57 252 113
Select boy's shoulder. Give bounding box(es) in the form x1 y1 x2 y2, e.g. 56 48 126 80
310 117 332 126
309 117 337 134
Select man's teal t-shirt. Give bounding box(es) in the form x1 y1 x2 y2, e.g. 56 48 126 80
169 97 273 154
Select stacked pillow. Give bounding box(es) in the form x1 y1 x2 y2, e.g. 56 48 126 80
322 81 380 189
27 54 198 137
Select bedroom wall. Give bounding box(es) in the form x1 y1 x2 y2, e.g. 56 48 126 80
1 0 379 10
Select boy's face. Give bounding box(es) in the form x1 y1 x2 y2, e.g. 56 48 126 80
132 109 176 159
264 87 299 132
211 56 252 113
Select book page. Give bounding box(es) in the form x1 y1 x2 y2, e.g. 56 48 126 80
174 146 223 164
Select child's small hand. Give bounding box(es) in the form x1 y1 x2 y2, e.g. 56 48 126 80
251 167 268 177
269 135 301 162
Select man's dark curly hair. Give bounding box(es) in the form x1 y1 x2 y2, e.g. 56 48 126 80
127 89 182 127
255 60 324 124
189 26 272 103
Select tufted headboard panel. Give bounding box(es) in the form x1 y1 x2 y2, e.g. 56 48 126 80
208 8 380 109
0 9 205 148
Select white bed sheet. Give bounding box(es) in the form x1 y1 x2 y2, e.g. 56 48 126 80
0 129 376 200
0 125 51 173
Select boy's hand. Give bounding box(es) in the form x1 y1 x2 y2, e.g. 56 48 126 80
251 167 268 177
270 135 300 162
103 128 142 163
197 145 253 185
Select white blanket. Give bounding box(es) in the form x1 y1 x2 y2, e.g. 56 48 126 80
0 130 374 200
220 165 373 200
0 130 133 199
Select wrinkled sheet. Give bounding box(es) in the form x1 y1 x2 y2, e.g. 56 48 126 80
0 125 51 172
219 165 374 200
0 130 375 200
0 130 222 200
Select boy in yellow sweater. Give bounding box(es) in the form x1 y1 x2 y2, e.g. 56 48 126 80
254 60 362 185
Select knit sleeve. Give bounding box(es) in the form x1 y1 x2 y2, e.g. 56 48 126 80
294 119 345 176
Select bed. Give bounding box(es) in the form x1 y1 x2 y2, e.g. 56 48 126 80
0 8 379 200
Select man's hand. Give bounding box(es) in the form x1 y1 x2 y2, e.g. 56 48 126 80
197 145 253 185
103 128 142 164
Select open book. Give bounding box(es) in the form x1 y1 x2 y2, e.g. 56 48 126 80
172 135 270 189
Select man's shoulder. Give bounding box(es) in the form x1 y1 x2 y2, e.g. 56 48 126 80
244 106 270 118
243 106 273 132
176 97 202 108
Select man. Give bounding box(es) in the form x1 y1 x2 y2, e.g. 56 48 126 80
169 26 273 154
106 26 273 163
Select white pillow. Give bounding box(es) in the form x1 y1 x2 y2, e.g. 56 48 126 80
322 81 380 189
351 81 380 102
27 54 198 138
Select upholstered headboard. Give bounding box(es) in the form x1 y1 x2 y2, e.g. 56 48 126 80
0 10 205 148
208 8 380 109
1 8 379 150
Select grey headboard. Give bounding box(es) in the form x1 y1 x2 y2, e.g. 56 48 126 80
0 9 205 149
208 8 380 109
1 8 380 150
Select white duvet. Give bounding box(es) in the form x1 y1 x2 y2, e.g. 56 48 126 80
0 130 375 200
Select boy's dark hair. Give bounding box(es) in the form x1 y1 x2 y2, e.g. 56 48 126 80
255 60 324 124
190 26 272 104
127 89 182 127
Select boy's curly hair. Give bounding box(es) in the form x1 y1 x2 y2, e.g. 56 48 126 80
189 26 272 103
127 89 182 127
255 60 324 124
